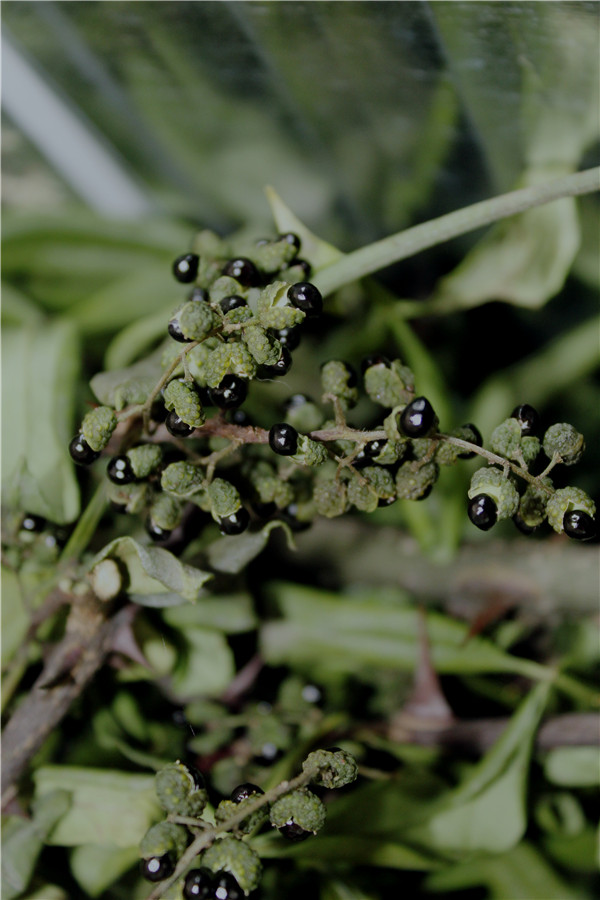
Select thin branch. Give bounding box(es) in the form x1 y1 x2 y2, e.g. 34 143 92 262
314 167 600 297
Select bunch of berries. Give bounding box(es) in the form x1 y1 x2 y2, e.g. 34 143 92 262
139 749 358 897
67 231 596 548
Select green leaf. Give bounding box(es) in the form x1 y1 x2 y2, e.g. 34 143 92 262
33 767 160 848
170 628 235 699
405 684 549 854
1 321 81 524
71 266 176 336
426 840 588 899
320 879 380 900
260 583 551 681
89 349 164 408
254 832 440 871
544 747 600 787
206 520 294 574
0 281 44 327
1 566 29 667
1 790 71 900
162 591 256 633
89 536 212 605
423 180 580 313
104 309 173 370
70 844 139 897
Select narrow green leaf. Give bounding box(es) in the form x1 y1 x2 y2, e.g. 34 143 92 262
1 566 29 667
407 684 550 853
89 536 212 604
104 309 172 370
1 321 80 523
162 591 256 633
265 186 343 271
426 841 588 899
33 767 160 848
254 832 440 870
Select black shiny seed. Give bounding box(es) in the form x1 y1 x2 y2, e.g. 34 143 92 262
279 821 311 842
468 494 498 531
165 410 195 437
173 253 199 283
513 513 537 535
563 510 597 541
146 521 173 542
364 439 388 458
209 374 248 410
213 871 243 900
168 317 192 343
416 483 434 501
107 455 136 484
269 423 298 456
510 404 540 436
218 507 250 536
21 513 46 533
188 286 210 302
398 396 436 438
151 399 168 423
219 294 247 314
287 258 312 278
334 360 357 387
360 354 390 375
183 867 214 899
230 782 264 804
260 347 293 378
141 853 175 882
278 232 301 252
457 423 483 459
222 257 260 287
69 434 101 466
272 325 301 350
287 282 323 317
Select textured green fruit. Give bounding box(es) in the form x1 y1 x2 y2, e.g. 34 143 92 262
155 761 208 817
161 461 205 498
543 423 585 465
201 835 262 895
208 478 242 518
546 486 596 534
81 406 118 452
140 821 189 859
127 444 163 479
467 467 519 520
395 461 439 501
269 788 326 834
214 797 269 834
163 380 205 427
313 479 347 518
302 748 359 788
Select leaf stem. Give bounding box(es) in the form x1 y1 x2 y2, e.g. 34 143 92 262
58 481 108 564
314 167 600 297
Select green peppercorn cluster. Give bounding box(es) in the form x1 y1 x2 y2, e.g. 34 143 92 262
139 748 358 896
67 232 596 550
467 409 596 540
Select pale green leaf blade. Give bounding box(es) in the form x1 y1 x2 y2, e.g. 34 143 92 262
1 790 71 900
33 767 160 848
89 349 164 408
89 536 212 604
70 844 139 898
544 747 600 787
1 321 80 523
170 628 235 700
206 520 294 574
162 591 256 633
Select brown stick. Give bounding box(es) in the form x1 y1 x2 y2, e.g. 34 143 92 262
1 597 135 805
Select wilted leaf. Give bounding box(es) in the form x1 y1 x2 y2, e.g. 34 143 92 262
89 536 212 605
1 322 80 523
33 767 160 848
